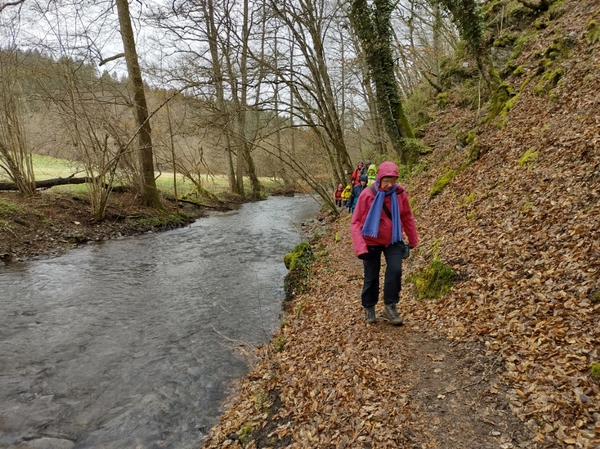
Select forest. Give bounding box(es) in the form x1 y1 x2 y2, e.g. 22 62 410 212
2 0 503 216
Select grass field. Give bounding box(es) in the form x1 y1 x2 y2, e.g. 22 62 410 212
2 154 282 196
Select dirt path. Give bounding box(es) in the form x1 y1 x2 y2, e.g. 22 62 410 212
201 217 537 448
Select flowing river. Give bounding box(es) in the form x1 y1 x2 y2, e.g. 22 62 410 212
0 194 320 449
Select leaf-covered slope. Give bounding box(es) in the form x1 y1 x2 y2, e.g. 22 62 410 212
404 0 600 445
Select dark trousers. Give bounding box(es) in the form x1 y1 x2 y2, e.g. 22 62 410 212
361 242 404 308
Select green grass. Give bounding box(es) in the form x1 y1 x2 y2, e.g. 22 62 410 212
0 200 18 216
31 154 81 180
2 154 282 196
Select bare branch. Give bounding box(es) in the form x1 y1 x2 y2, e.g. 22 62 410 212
99 53 125 66
0 0 25 14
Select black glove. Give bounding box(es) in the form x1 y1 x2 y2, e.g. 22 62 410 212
358 246 378 260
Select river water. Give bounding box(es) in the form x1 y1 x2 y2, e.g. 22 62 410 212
0 194 320 449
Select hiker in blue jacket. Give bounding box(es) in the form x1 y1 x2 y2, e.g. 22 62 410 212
347 175 368 214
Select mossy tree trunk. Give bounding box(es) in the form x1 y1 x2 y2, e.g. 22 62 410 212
432 0 500 90
349 0 415 165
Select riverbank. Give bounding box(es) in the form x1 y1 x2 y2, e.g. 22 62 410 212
0 190 237 263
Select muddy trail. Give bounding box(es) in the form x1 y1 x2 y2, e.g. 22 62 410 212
200 217 536 449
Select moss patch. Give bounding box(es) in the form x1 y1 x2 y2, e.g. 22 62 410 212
0 200 18 217
518 148 538 168
464 192 475 205
430 169 457 197
407 255 456 300
591 363 600 382
283 242 314 300
534 67 563 96
487 82 516 120
587 21 600 43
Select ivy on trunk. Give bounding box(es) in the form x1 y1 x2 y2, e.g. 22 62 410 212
349 0 415 165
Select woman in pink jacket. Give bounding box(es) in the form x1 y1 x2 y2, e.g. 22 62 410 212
350 161 419 325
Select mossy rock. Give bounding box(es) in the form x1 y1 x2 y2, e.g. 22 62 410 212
534 67 563 96
283 242 315 301
402 138 431 166
487 82 516 120
493 32 519 48
436 92 449 108
512 30 540 59
484 0 537 31
512 65 525 76
534 36 576 75
407 256 456 300
500 60 519 79
438 52 478 90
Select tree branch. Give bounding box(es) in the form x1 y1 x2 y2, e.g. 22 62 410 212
0 0 25 14
99 53 125 66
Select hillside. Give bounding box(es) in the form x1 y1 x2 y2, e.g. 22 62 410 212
201 1 599 448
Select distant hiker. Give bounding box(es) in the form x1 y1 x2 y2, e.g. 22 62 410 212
360 160 371 177
350 161 419 325
347 174 368 214
334 183 344 207
366 163 377 186
351 161 364 185
341 185 352 207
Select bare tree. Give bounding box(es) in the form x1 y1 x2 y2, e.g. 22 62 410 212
268 0 353 187
0 51 36 195
115 0 162 209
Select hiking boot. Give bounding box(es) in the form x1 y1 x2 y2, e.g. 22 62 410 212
382 304 403 326
364 306 376 324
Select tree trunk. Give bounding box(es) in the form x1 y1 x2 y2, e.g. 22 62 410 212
202 0 239 194
115 0 162 209
349 0 415 165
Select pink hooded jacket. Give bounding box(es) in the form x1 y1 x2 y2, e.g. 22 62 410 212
350 161 419 257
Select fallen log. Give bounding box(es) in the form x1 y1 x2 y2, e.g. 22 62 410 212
0 176 129 192
0 176 89 191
